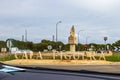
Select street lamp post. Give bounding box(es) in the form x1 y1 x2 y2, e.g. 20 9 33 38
56 21 62 51
78 30 84 44
78 30 84 51
85 36 90 51
56 21 62 42
86 36 90 45
25 29 27 42
104 37 108 51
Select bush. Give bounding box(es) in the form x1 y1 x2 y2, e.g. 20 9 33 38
0 54 15 61
106 53 120 62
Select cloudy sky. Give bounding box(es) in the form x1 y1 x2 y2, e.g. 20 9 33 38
0 0 120 44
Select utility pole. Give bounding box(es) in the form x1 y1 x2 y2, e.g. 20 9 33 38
25 29 27 42
53 35 55 42
78 30 84 51
56 21 62 42
22 35 24 41
78 30 84 44
56 21 62 51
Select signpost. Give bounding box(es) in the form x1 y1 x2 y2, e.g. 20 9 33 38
59 45 62 51
104 37 108 51
48 45 52 51
6 39 13 53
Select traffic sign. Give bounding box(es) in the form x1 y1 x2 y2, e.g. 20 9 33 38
48 45 52 50
6 40 13 48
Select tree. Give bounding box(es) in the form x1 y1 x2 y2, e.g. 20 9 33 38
0 41 6 52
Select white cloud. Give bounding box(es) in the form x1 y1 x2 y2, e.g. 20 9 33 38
0 0 120 44
0 0 72 17
0 0 119 18
67 0 120 12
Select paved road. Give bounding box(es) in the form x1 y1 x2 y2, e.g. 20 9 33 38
3 59 120 74
2 62 120 80
1 68 120 80
19 65 120 74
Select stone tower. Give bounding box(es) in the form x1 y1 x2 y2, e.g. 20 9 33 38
68 25 76 52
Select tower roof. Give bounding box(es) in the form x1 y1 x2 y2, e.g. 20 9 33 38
70 25 75 36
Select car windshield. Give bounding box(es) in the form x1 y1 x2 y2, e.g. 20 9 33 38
0 0 120 79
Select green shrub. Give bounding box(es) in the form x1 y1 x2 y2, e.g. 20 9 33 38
0 54 15 61
106 54 120 62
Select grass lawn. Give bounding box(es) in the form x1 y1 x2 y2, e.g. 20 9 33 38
0 54 15 61
1 53 120 62
106 53 120 62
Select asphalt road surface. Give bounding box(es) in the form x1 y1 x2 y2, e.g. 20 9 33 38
1 68 120 80
1 63 120 80
19 65 120 74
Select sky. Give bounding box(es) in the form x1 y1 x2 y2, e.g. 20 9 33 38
0 0 120 44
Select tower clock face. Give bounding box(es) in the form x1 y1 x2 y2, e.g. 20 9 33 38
68 37 76 44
